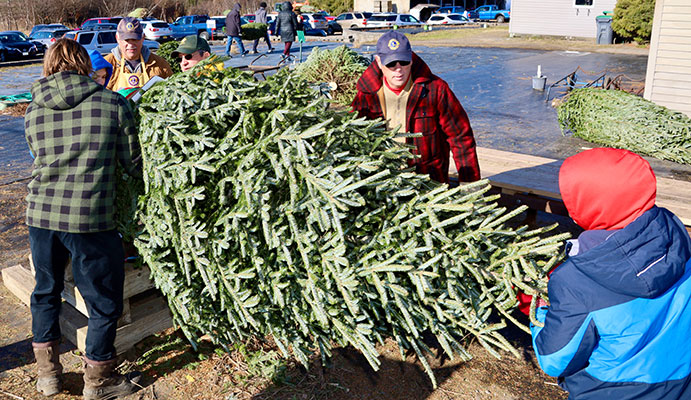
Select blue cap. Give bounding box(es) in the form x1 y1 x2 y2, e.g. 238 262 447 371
376 31 412 66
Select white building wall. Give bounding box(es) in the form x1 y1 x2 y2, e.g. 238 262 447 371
354 0 411 13
509 0 618 38
644 0 691 117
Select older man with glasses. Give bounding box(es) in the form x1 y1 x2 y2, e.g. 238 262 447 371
172 35 216 72
351 31 480 184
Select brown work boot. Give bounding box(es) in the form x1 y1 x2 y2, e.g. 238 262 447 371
32 341 63 396
82 357 142 400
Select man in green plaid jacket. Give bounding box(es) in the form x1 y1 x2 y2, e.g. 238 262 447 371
24 38 142 399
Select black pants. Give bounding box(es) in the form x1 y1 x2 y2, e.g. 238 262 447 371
30 227 124 361
253 32 273 52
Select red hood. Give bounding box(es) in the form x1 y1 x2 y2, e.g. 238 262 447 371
355 52 434 94
559 148 656 230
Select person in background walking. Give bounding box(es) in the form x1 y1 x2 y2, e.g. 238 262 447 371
275 1 299 59
25 38 142 399
252 2 274 54
225 3 248 57
351 31 480 184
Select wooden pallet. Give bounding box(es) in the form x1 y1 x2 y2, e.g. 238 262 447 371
450 147 691 228
2 261 172 354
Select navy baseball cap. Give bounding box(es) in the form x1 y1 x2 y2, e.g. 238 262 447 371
117 17 143 40
376 31 412 66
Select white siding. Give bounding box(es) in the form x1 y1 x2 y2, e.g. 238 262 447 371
509 0 618 38
644 0 691 117
354 0 411 13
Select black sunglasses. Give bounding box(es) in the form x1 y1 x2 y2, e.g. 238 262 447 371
178 51 201 62
385 60 411 69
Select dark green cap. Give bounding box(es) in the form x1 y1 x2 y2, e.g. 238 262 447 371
172 35 211 58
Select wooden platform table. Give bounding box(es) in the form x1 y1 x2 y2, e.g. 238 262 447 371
2 255 172 354
450 147 691 228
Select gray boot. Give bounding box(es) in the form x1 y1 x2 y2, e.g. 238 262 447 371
82 357 142 400
33 341 63 396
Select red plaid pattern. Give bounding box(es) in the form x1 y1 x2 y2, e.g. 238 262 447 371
352 53 480 184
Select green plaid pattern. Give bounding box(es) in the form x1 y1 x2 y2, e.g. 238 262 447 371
24 71 140 233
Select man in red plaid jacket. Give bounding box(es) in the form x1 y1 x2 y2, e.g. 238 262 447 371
351 31 480 184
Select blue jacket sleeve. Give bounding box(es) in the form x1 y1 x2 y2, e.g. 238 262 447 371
531 275 599 377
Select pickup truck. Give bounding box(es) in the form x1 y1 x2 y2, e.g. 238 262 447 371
170 15 218 40
469 5 510 23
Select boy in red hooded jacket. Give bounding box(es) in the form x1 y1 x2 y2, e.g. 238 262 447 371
531 148 691 400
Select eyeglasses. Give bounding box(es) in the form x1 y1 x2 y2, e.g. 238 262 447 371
385 60 411 69
178 52 201 62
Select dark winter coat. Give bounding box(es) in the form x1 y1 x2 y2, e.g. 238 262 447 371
226 3 242 37
351 53 480 183
275 2 298 42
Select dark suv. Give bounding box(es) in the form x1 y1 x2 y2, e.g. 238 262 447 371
80 17 123 30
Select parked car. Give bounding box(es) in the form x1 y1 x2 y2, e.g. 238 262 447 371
80 17 123 30
300 13 329 31
2 30 47 55
334 12 370 29
141 20 173 42
468 5 510 22
436 6 467 15
365 13 421 28
426 13 469 25
314 11 336 22
0 31 39 61
171 15 227 40
30 23 69 38
30 29 70 47
327 20 343 35
71 29 159 54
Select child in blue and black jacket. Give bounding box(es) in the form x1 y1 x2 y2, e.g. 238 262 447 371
531 148 691 400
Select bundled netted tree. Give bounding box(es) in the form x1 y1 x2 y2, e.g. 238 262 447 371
294 46 370 106
131 64 567 386
612 0 656 44
558 88 691 165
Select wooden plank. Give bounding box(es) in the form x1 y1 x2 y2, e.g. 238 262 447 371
60 291 173 355
29 256 154 301
60 283 132 326
2 265 33 307
5 263 134 327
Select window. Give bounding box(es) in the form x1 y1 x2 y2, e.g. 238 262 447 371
430 16 443 21
98 32 116 44
574 0 593 6
77 33 93 45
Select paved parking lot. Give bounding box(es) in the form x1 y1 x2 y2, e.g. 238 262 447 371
3 41 688 183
